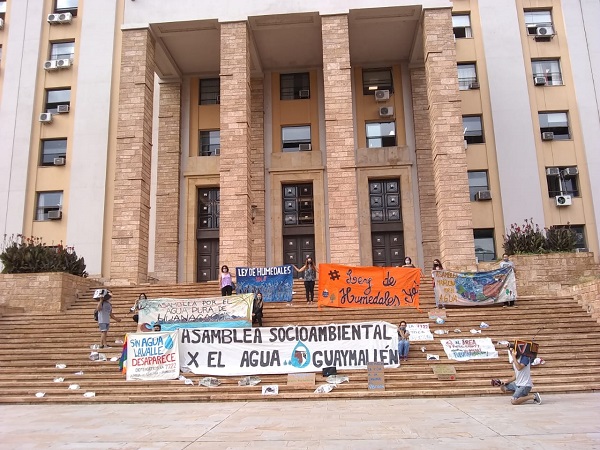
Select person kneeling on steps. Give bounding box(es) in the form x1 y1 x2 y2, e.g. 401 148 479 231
497 347 541 405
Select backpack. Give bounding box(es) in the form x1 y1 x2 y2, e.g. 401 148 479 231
94 309 99 321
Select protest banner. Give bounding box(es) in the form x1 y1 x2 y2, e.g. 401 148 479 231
433 267 517 306
126 332 179 381
407 323 434 341
441 338 499 361
367 362 385 390
318 264 421 309
179 321 399 376
235 265 293 303
138 294 253 331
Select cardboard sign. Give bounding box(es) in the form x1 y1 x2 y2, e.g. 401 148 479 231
428 309 447 320
432 364 456 380
515 340 539 359
287 373 316 387
367 361 385 390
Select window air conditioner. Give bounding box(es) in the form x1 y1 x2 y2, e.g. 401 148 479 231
0 18 4 30
57 13 73 24
542 131 555 141
555 195 572 206
564 167 578 176
298 89 310 99
535 26 553 37
379 106 394 117
545 167 560 176
56 59 71 69
56 105 70 114
374 90 390 101
534 76 547 86
47 210 62 220
298 143 312 151
47 14 60 23
44 60 58 71
39 113 53 123
475 190 492 201
469 82 480 89
53 157 66 166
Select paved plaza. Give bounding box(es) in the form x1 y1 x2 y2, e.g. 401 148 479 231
1 393 599 449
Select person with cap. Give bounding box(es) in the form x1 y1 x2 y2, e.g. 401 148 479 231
94 289 121 348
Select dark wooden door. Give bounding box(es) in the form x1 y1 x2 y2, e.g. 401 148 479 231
369 179 404 267
196 187 220 281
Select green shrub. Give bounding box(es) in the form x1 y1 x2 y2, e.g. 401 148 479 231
545 225 577 252
503 218 546 255
0 235 87 277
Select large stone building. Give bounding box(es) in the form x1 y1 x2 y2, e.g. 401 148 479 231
0 0 599 284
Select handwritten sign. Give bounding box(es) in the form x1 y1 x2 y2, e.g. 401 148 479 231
433 267 517 306
318 264 421 309
441 338 498 361
407 323 434 341
367 362 385 390
432 364 456 381
126 332 179 381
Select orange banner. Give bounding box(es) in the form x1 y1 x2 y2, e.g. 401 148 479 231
318 264 421 309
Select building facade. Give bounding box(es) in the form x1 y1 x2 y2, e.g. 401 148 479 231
0 0 599 284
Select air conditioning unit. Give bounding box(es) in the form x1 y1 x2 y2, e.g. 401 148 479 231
44 60 58 71
0 18 4 30
555 195 572 206
47 210 62 220
298 143 312 151
374 90 390 101
475 190 492 201
57 13 73 23
379 106 394 117
564 167 579 176
545 167 560 176
535 26 554 38
56 104 70 114
47 14 60 23
56 59 71 69
53 157 66 166
298 89 310 99
542 131 555 141
39 113 53 123
534 76 547 86
469 82 480 90
213 147 220 155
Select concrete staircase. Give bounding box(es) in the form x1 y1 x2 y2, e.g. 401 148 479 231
1 279 599 403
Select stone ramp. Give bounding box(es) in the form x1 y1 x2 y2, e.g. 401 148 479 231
1 280 599 403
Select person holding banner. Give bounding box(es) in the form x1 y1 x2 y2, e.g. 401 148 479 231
252 292 264 327
219 265 235 296
398 321 410 361
293 256 318 304
498 347 542 405
402 257 416 268
499 254 516 307
129 293 147 324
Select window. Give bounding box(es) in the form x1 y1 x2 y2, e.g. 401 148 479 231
468 171 489 201
54 0 78 16
40 139 67 166
36 191 63 221
199 78 220 105
282 126 311 152
45 89 71 114
524 10 554 35
280 73 310 100
552 225 586 250
362 68 393 95
50 41 75 61
474 229 495 262
366 122 396 148
532 59 562 86
199 130 220 156
546 166 579 197
539 112 570 140
369 179 401 223
457 63 477 90
0 1 6 19
463 116 484 144
283 184 314 226
452 14 472 39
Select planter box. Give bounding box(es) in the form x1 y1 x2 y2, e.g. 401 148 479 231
0 272 97 313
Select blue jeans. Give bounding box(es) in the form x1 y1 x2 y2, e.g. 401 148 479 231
398 340 410 358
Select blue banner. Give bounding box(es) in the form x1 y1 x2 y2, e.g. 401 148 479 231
433 267 517 306
235 265 294 302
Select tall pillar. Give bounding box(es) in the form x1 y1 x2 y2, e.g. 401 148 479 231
321 15 361 265
219 22 252 268
111 29 155 284
154 81 182 282
250 77 266 267
410 67 441 268
423 9 475 270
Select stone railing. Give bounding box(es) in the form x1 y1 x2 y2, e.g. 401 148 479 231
0 273 98 313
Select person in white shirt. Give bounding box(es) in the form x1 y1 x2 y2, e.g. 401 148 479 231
498 347 542 405
499 254 516 307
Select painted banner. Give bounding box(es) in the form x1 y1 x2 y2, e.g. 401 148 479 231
138 294 254 331
433 267 517 306
318 264 421 309
179 321 399 376
441 338 499 361
407 323 434 342
235 265 294 303
126 332 179 381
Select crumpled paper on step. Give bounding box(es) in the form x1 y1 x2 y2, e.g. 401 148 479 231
326 375 349 385
55 363 67 369
470 329 482 334
427 354 440 360
314 384 335 394
199 377 221 387
53 377 64 383
35 392 45 398
480 322 490 329
83 392 95 398
68 384 80 390
434 329 449 335
532 357 546 366
238 376 261 386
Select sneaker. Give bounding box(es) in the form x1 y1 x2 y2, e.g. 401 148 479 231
533 392 542 404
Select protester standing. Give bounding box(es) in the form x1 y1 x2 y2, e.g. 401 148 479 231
253 292 264 327
293 257 318 304
398 321 410 361
96 291 121 348
219 265 234 296
499 254 516 307
402 257 416 268
129 293 147 324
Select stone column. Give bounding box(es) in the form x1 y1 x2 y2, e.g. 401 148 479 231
154 81 182 282
321 15 361 265
423 8 475 270
111 29 155 284
250 77 266 267
410 67 441 269
219 22 252 268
